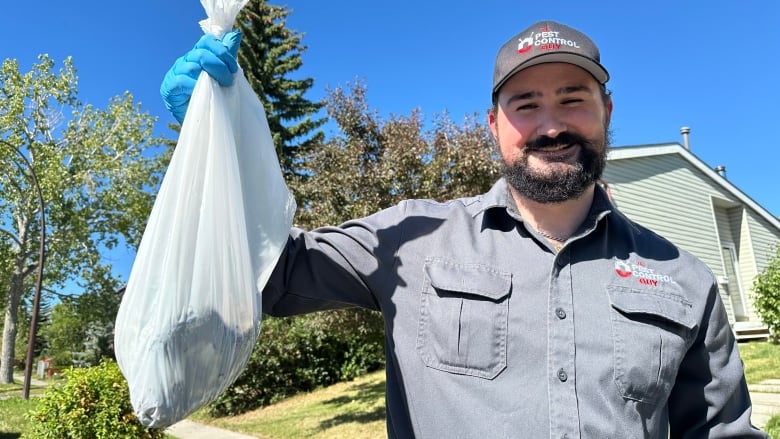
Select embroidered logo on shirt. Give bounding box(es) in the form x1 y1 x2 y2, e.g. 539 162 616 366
614 259 673 286
615 260 632 278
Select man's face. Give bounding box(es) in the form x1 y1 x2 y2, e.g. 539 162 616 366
489 63 613 203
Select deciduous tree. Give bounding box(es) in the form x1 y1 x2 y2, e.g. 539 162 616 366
293 80 500 229
0 55 169 383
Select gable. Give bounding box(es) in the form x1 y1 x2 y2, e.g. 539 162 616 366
606 144 780 232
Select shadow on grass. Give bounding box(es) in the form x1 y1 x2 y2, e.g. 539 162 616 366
0 388 46 399
0 390 21 398
0 433 21 439
319 406 386 429
319 379 386 429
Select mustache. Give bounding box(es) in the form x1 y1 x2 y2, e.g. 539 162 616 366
524 132 593 151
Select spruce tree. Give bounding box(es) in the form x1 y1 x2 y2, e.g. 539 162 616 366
236 0 325 179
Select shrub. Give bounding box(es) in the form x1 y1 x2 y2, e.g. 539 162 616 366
765 413 780 439
208 308 385 417
754 246 780 343
26 360 164 439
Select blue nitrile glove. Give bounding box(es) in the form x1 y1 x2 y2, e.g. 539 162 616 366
160 30 242 123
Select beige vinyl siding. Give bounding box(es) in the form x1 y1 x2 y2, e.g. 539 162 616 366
743 211 780 322
737 209 756 286
603 154 727 273
713 205 739 323
714 205 746 321
714 206 734 243
734 208 759 321
727 207 743 250
747 211 780 270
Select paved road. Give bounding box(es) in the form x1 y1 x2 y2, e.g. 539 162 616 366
11 373 47 387
750 380 780 431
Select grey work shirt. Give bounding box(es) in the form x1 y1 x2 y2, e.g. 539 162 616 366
262 178 766 438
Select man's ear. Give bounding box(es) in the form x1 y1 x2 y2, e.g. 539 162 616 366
488 109 498 141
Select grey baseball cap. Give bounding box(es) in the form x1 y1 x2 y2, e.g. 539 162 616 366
492 20 609 95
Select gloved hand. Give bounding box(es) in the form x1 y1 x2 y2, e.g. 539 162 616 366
160 30 242 123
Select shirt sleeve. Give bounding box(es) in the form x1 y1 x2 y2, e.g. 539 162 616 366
667 282 769 438
260 202 408 316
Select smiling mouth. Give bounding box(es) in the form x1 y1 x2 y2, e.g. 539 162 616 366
529 143 578 153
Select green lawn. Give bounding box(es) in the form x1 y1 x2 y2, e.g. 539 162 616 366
0 377 53 438
767 416 780 439
0 379 48 399
190 369 387 439
740 340 780 384
0 395 37 439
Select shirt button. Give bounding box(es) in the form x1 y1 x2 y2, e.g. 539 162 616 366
555 308 567 319
557 368 568 382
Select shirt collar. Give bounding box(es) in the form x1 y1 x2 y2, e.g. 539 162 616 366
472 177 614 225
464 178 514 218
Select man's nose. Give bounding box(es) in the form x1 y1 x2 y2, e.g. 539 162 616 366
536 109 567 139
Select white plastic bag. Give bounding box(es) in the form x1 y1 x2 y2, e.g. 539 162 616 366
114 0 295 428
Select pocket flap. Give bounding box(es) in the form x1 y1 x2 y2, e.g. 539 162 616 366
425 259 511 301
607 285 695 329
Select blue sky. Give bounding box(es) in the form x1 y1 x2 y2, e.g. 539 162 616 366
3 0 778 281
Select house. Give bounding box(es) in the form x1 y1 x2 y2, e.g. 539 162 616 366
603 138 780 341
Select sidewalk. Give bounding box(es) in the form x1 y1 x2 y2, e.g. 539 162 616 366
165 419 260 439
749 379 780 431
12 373 48 387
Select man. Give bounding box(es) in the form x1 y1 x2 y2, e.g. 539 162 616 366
161 20 767 438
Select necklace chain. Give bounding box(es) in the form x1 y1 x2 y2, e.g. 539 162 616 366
536 229 569 243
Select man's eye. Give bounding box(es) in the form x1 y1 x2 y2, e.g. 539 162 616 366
515 103 537 111
562 99 583 105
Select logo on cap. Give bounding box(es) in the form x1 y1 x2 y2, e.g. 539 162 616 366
517 25 582 56
518 32 535 54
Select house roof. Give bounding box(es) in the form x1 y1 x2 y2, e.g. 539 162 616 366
607 143 780 231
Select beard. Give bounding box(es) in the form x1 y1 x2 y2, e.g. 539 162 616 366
501 130 609 204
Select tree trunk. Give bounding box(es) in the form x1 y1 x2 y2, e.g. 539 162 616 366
0 272 24 384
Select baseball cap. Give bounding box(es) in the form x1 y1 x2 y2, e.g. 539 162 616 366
492 20 609 96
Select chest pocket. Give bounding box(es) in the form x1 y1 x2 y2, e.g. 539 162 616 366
416 259 511 379
607 285 696 404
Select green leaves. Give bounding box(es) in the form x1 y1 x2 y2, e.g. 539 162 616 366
208 310 385 417
293 81 500 230
1 54 170 382
753 246 780 343
236 0 325 179
26 360 165 438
